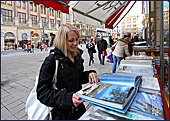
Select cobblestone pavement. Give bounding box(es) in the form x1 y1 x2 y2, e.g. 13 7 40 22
1 45 113 120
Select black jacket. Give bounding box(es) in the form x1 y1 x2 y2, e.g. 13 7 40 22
97 39 108 54
37 47 96 119
86 42 95 53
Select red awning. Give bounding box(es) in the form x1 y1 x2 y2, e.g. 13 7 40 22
33 1 69 14
72 1 136 29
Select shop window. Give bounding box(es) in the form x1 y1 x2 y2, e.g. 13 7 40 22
17 12 26 24
1 9 12 22
163 1 169 46
31 15 37 25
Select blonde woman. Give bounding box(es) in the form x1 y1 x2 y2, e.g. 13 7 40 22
37 23 99 120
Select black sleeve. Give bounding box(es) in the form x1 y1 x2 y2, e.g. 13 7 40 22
76 57 97 84
79 70 97 84
36 55 74 109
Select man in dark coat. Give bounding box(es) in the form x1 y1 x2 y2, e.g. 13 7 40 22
133 34 139 42
97 35 108 65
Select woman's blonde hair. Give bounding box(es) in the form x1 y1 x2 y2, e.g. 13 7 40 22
53 23 80 57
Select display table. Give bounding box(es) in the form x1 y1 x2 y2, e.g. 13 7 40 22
133 46 169 56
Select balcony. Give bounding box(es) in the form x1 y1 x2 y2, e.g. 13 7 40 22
2 20 14 26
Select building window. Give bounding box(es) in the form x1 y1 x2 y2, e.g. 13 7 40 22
1 9 12 22
52 9 54 16
127 18 131 21
17 12 26 24
133 18 136 20
1 1 6 4
41 17 46 26
7 1 12 6
31 15 37 25
50 19 54 27
22 1 26 9
17 1 21 8
133 21 136 23
33 4 37 12
44 6 46 14
57 10 61 18
30 2 33 11
41 5 43 13
57 20 61 27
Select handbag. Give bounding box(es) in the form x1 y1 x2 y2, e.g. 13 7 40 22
102 50 107 56
25 59 59 120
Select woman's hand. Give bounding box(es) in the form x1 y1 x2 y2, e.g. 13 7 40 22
72 93 84 107
89 72 99 84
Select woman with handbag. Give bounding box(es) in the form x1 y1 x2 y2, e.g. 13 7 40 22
87 38 96 66
37 23 99 120
111 32 131 73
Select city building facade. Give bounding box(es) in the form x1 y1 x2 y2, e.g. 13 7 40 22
1 1 63 51
142 1 169 46
121 15 139 38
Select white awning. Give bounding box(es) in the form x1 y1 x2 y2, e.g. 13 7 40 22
5 36 16 39
71 1 136 29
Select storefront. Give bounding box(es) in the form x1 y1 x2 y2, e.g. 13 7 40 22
32 33 40 47
4 32 16 50
18 30 31 48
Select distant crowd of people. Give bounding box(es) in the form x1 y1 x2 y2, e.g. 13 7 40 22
84 32 141 74
22 42 48 53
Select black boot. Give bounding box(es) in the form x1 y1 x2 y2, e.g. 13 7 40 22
89 59 91 66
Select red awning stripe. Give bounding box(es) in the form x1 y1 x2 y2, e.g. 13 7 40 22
105 2 127 24
113 1 136 29
108 1 130 25
105 24 113 29
33 1 69 14
105 1 131 28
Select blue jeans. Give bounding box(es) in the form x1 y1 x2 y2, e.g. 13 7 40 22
112 55 123 73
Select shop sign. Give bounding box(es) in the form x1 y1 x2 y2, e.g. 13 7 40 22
18 30 31 41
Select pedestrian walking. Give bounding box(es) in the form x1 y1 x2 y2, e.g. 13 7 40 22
44 43 48 51
31 44 35 53
86 38 96 66
14 43 17 50
28 44 32 53
36 23 99 120
111 32 131 73
23 44 27 52
97 35 108 65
